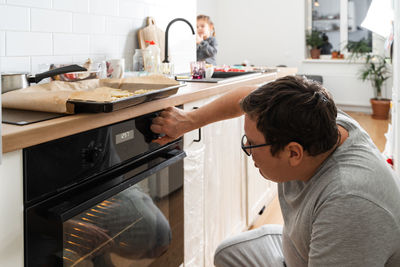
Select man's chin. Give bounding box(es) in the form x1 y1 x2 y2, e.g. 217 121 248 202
259 169 280 182
259 169 267 178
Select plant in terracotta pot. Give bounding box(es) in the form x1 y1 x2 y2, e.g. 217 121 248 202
306 30 323 59
331 50 339 59
359 54 391 119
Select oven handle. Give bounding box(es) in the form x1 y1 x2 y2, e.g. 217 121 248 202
48 149 186 221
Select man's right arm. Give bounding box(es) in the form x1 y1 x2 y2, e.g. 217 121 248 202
151 85 258 145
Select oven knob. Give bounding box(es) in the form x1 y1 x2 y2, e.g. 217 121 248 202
135 113 161 143
81 146 104 165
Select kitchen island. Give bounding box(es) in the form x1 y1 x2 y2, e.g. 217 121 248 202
1 67 297 267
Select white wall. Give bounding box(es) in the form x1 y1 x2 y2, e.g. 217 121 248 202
210 0 306 68
196 0 217 23
0 0 197 75
198 0 392 111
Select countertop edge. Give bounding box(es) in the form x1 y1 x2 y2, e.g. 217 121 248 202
2 69 297 153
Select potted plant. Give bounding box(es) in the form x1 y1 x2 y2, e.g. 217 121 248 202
345 38 372 61
306 30 323 59
359 54 391 119
331 50 339 59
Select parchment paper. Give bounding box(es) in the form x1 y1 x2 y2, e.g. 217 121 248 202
2 75 179 114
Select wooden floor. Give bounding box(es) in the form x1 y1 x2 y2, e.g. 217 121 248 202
250 111 390 228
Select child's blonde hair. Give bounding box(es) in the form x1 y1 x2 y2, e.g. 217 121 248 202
197 14 216 37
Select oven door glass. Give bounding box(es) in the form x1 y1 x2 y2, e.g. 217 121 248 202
62 170 183 267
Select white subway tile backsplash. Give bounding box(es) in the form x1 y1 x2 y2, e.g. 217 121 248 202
31 9 72 33
0 0 195 76
7 32 52 56
72 55 106 67
53 0 89 13
132 18 144 29
147 6 169 28
6 0 50 8
118 33 135 56
31 56 73 74
89 0 118 16
0 5 29 31
90 35 118 56
0 32 5 56
1 56 30 72
105 17 134 35
118 33 135 70
73 14 105 34
54 33 90 55
119 0 147 18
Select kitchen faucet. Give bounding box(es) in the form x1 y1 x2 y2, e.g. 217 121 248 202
163 18 195 63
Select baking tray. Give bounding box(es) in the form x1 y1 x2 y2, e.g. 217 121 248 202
66 83 185 113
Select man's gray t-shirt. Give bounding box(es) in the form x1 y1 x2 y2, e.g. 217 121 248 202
279 111 400 267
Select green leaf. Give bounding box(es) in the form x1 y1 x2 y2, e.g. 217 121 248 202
358 54 391 98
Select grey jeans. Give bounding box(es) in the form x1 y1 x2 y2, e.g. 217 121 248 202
214 224 285 267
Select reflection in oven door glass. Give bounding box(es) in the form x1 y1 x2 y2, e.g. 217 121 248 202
62 183 171 267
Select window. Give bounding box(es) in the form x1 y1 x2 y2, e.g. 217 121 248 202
307 0 372 56
348 0 372 49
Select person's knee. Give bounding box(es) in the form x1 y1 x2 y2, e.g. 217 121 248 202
214 239 243 267
214 225 284 267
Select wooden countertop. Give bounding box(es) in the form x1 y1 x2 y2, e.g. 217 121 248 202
2 68 297 153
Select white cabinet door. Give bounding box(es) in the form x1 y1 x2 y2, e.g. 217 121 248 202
183 94 276 266
183 99 207 267
0 150 23 267
202 113 247 267
246 157 277 227
183 96 247 267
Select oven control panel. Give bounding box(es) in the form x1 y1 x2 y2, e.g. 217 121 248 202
23 111 167 205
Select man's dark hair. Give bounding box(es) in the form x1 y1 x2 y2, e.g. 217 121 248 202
240 75 339 156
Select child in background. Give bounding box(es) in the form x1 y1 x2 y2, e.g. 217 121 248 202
196 15 218 65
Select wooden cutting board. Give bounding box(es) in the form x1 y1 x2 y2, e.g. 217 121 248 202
137 17 166 61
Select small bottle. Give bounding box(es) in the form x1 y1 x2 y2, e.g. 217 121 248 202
145 40 161 73
143 49 154 73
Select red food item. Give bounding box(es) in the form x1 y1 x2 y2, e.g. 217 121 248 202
228 68 245 72
63 73 77 80
213 68 245 72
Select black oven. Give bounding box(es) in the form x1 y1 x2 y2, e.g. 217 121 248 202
23 111 185 267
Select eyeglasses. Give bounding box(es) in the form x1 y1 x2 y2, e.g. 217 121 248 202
241 135 271 156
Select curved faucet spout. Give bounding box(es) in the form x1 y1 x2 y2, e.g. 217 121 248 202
163 18 195 63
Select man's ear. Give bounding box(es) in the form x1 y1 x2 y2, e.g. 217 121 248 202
285 142 303 167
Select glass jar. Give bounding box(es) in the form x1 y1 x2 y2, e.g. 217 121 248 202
132 49 146 72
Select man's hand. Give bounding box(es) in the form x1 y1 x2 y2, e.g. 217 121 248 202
151 107 192 145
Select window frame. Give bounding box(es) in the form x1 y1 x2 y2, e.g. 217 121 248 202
305 0 374 59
